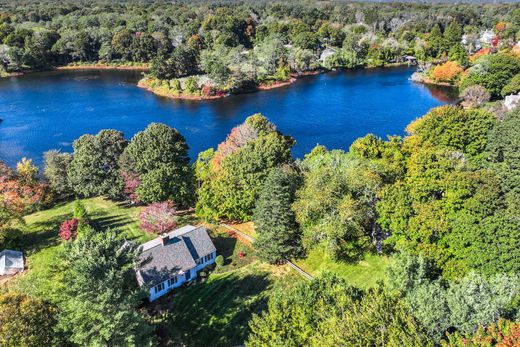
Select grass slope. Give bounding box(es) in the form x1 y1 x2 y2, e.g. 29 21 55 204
11 197 194 297
157 262 300 347
9 197 303 346
294 247 392 289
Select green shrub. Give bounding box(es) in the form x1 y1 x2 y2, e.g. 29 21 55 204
184 77 198 94
501 73 520 96
73 200 87 220
460 54 520 98
215 255 224 267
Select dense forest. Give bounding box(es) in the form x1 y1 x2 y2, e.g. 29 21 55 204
1 1 520 347
0 1 519 96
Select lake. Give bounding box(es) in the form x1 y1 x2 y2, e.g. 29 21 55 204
0 67 456 166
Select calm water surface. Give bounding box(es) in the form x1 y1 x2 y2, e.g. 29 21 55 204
0 67 456 166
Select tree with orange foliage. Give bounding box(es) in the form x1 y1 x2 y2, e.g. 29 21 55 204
431 61 463 83
495 22 507 33
0 159 48 245
442 319 520 347
212 121 260 168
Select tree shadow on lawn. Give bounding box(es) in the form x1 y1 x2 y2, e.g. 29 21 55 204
19 213 70 254
158 273 271 347
86 203 138 228
211 235 237 265
90 214 135 231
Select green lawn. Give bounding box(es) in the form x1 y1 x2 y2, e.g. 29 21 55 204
10 197 195 297
294 247 392 289
155 262 301 347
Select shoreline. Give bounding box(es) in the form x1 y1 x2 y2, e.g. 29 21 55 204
4 64 424 101
410 71 455 88
56 64 150 71
138 69 327 101
137 78 230 100
1 63 150 79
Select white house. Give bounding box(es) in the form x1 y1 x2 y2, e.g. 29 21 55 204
320 47 337 63
135 225 217 301
0 250 24 276
480 29 495 45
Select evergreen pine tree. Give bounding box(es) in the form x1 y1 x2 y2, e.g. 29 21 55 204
253 167 302 264
444 21 463 47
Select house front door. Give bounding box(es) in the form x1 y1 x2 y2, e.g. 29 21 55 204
185 270 191 281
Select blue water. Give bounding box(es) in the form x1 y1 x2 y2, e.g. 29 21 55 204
0 67 455 166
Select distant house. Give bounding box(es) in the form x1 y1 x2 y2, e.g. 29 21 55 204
135 225 217 301
0 250 24 276
320 47 337 63
403 55 417 65
480 29 495 45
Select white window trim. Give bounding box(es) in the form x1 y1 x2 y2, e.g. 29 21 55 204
168 276 178 287
154 282 165 293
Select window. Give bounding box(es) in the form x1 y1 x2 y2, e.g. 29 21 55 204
196 258 202 265
154 282 165 293
185 270 191 281
168 277 177 287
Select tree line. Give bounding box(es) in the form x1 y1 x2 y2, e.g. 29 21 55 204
1 1 519 92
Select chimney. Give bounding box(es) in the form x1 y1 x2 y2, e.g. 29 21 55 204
160 233 169 246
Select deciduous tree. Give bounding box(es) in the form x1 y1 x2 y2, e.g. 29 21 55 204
139 201 178 234
0 292 59 347
43 150 72 199
196 114 294 221
123 123 193 206
68 130 127 198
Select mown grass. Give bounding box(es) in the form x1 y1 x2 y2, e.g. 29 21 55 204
156 262 302 347
294 247 392 289
228 221 257 239
11 197 195 296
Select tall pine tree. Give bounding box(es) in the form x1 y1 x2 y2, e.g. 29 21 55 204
58 229 153 346
253 167 302 263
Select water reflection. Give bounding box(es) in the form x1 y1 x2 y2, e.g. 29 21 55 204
0 66 456 166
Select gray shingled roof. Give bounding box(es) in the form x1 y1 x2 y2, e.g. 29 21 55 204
136 226 216 287
181 227 216 261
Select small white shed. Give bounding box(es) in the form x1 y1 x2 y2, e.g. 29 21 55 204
0 250 24 276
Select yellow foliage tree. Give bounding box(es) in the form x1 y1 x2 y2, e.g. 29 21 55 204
431 61 463 83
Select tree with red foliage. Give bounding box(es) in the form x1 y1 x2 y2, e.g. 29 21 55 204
139 201 178 234
59 218 79 241
201 84 213 97
121 171 141 204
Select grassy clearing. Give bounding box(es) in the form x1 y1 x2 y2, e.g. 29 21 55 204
155 262 301 347
229 221 257 239
294 247 392 289
10 197 196 295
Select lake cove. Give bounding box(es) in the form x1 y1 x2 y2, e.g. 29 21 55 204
0 66 456 166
